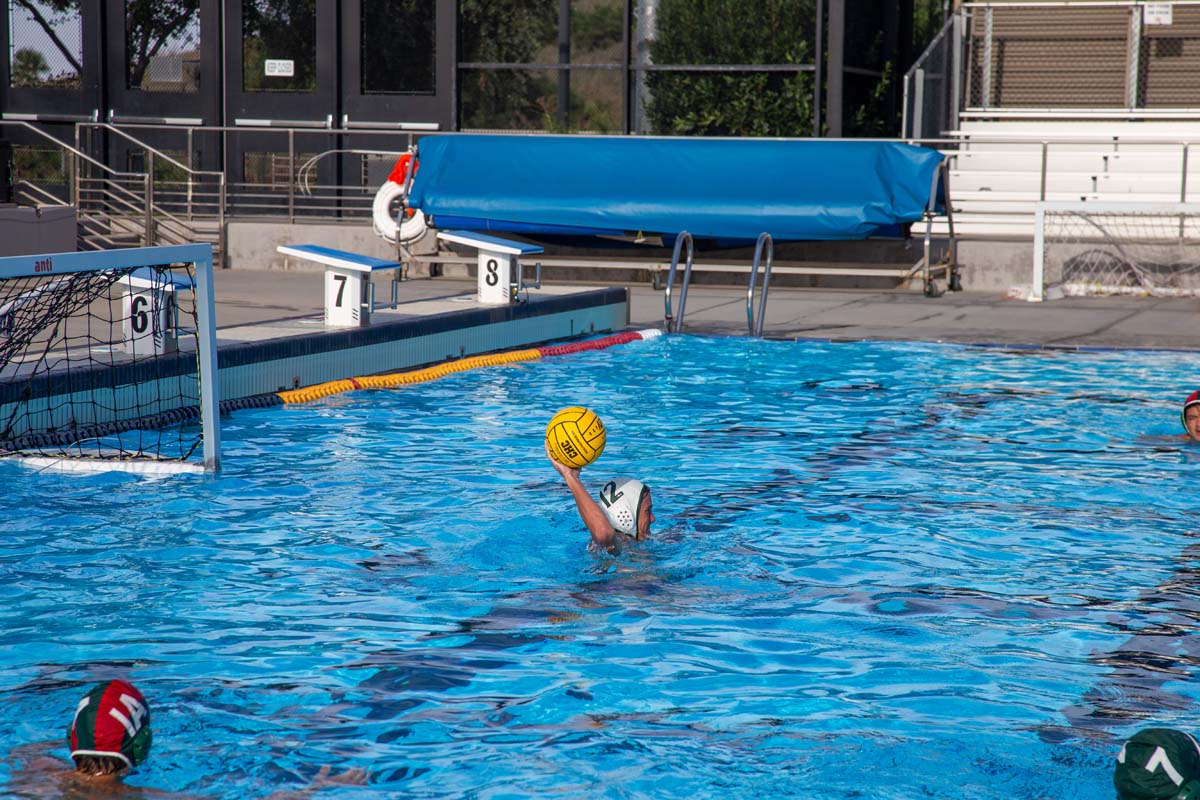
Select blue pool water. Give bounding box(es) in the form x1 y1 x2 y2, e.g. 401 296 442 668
3 335 1200 799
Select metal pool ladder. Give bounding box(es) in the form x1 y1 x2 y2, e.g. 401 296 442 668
663 231 694 333
746 232 774 337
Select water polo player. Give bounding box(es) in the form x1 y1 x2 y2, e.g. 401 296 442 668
545 440 655 550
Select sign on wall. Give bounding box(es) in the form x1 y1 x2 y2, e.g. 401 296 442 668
264 59 295 77
1143 3 1173 25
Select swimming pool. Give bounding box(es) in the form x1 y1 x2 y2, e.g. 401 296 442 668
2 334 1198 798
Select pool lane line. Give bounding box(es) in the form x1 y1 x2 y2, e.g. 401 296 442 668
0 331 664 460
276 329 663 405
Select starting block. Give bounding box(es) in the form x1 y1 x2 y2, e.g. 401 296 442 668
277 244 407 327
435 230 543 304
121 267 193 356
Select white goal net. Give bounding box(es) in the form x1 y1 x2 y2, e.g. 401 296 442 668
0 244 221 473
1031 201 1200 301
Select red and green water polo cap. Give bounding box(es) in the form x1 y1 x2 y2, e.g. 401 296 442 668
1183 391 1200 433
67 680 152 768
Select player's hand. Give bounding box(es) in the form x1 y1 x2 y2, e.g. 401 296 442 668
545 439 579 479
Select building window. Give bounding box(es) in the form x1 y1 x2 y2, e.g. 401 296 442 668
242 0 316 93
8 0 82 89
125 0 201 92
362 0 435 94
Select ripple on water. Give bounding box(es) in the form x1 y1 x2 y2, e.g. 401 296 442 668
3 337 1198 797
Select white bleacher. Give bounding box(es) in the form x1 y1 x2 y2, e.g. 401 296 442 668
932 119 1200 237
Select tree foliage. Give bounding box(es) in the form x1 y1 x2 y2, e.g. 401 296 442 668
11 49 49 87
572 4 623 53
913 0 947 54
646 0 816 137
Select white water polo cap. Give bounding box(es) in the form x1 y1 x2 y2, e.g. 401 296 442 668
598 478 648 536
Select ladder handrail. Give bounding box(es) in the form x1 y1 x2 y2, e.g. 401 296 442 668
663 231 694 333
746 232 775 337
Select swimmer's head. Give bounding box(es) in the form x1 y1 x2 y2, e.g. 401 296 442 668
598 478 650 538
68 680 152 770
1183 391 1200 439
1114 728 1200 800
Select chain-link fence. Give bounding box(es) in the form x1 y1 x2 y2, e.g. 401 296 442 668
965 1 1200 110
902 17 957 138
904 1 1200 136
8 0 82 89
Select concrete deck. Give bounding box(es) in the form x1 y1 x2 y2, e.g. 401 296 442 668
212 270 1200 352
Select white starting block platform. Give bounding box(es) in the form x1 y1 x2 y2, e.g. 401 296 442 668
120 267 194 355
277 244 407 327
436 230 543 304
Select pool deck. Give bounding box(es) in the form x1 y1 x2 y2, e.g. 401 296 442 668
213 270 1200 353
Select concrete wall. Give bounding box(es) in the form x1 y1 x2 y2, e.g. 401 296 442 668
226 221 400 271
226 222 440 274
957 239 1035 292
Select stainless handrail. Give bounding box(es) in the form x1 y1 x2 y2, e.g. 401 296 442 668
746 232 774 337
297 149 409 196
87 123 221 179
79 122 227 261
1 120 136 178
1 119 143 209
663 231 694 333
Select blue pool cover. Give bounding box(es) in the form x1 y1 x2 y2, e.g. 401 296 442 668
407 134 945 242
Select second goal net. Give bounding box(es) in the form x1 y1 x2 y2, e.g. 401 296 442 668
1032 201 1200 301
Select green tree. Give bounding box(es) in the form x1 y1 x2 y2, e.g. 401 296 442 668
848 62 895 137
913 0 946 55
646 0 816 137
11 48 49 87
572 3 623 53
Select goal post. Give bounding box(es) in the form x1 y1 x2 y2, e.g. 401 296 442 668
1031 201 1200 302
0 243 221 473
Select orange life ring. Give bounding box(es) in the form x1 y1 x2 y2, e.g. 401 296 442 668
373 153 427 243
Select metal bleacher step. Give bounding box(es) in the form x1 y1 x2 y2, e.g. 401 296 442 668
951 171 1098 194
948 150 1115 173
939 120 1200 240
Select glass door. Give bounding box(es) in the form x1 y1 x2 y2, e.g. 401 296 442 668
224 0 339 213
225 0 335 125
103 0 220 127
338 0 454 131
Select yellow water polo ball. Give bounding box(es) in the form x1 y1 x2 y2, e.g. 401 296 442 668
545 406 607 468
